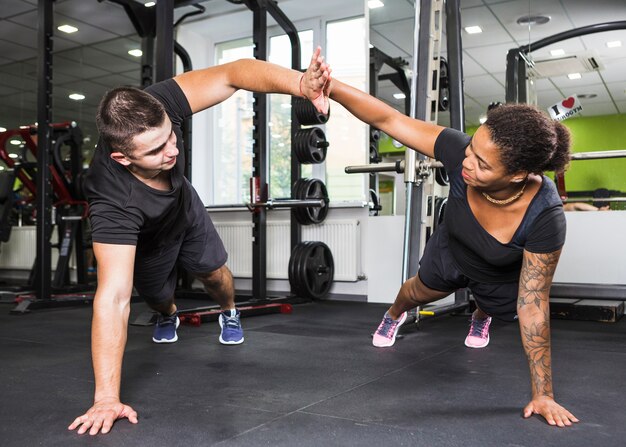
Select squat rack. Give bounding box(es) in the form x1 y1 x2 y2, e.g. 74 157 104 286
346 0 469 321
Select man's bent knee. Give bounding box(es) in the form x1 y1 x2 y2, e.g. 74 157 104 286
195 264 232 288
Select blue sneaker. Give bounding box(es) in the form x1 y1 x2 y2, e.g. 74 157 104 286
152 312 180 343
219 309 244 345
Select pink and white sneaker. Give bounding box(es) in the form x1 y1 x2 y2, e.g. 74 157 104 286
372 311 407 348
464 315 492 348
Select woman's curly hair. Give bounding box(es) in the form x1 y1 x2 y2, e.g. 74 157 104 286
484 103 571 175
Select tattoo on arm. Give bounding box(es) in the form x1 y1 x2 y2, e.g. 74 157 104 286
522 320 553 397
518 250 561 398
518 250 560 311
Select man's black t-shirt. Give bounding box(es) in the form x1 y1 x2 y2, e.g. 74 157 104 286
84 79 202 253
434 128 566 283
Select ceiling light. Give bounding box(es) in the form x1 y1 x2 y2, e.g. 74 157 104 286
128 49 143 57
393 93 406 99
144 1 156 7
550 49 565 57
606 40 622 48
8 153 18 159
516 15 551 26
464 26 483 35
69 93 85 100
567 73 582 80
577 93 597 99
0 127 6 132
368 0 384 9
57 24 78 34
9 139 21 145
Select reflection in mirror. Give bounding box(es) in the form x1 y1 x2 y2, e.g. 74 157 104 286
368 0 416 216
0 3 141 169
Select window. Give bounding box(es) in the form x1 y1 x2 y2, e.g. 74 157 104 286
268 30 314 199
325 17 367 201
211 18 366 205
213 38 254 205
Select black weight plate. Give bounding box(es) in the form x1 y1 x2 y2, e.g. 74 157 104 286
292 178 310 225
303 178 329 225
293 130 309 164
300 241 334 299
307 127 327 164
288 242 309 296
293 97 330 125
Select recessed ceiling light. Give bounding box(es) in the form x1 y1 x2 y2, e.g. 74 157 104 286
144 1 156 7
9 139 21 145
393 93 406 99
550 49 565 57
368 0 384 9
8 153 18 159
607 40 622 48
568 73 582 80
516 15 551 26
577 93 597 99
57 24 78 34
0 127 6 132
464 26 483 34
69 93 85 100
128 49 143 57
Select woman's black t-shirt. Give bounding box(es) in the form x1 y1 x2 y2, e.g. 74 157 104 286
84 79 202 253
434 128 566 283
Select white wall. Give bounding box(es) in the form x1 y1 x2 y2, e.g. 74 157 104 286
555 211 626 284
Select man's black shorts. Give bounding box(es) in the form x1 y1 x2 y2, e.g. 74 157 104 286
133 204 227 305
418 224 518 322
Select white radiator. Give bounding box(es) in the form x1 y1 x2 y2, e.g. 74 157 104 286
214 219 361 281
0 226 60 269
0 221 361 281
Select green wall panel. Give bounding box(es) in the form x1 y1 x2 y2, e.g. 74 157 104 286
561 114 626 192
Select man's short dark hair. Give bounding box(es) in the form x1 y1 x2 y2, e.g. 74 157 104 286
96 86 166 157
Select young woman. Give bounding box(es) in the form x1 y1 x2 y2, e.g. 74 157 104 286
321 72 578 427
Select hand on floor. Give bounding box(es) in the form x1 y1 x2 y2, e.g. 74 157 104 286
68 397 138 435
523 396 579 427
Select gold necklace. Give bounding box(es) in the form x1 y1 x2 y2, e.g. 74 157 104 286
481 180 528 206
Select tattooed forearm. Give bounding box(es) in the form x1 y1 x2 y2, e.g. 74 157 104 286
518 250 561 311
521 319 553 397
517 250 561 399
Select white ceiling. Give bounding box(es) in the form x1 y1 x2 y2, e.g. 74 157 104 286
0 0 625 143
371 0 626 127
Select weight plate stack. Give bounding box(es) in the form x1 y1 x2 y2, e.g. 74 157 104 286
293 97 330 125
288 241 334 299
292 178 330 225
293 127 328 164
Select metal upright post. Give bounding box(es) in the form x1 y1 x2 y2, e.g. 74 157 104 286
248 0 269 301
141 36 155 87
35 0 54 301
445 0 465 132
445 0 471 308
155 0 174 82
402 0 432 283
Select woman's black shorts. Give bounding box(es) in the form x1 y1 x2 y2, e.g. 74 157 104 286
418 226 519 322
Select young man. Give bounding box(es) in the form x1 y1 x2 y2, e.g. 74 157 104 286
68 48 331 436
